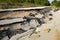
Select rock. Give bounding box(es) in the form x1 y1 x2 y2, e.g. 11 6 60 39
1 36 9 40
43 28 51 33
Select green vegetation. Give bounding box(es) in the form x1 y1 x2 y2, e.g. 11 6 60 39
0 0 50 9
0 0 50 5
51 0 60 9
0 0 60 9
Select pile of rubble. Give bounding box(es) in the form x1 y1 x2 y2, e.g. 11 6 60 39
0 10 53 40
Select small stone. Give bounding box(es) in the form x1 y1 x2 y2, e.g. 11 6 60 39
38 35 40 37
43 29 51 33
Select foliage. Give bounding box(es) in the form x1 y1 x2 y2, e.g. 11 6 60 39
0 0 50 5
0 0 50 9
52 0 60 8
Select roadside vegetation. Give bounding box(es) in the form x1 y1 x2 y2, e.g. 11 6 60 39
0 0 60 9
0 0 50 9
51 0 60 9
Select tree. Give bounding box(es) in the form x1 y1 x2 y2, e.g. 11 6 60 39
0 0 51 9
52 0 57 6
0 0 50 6
38 0 50 6
28 0 34 3
52 0 60 7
